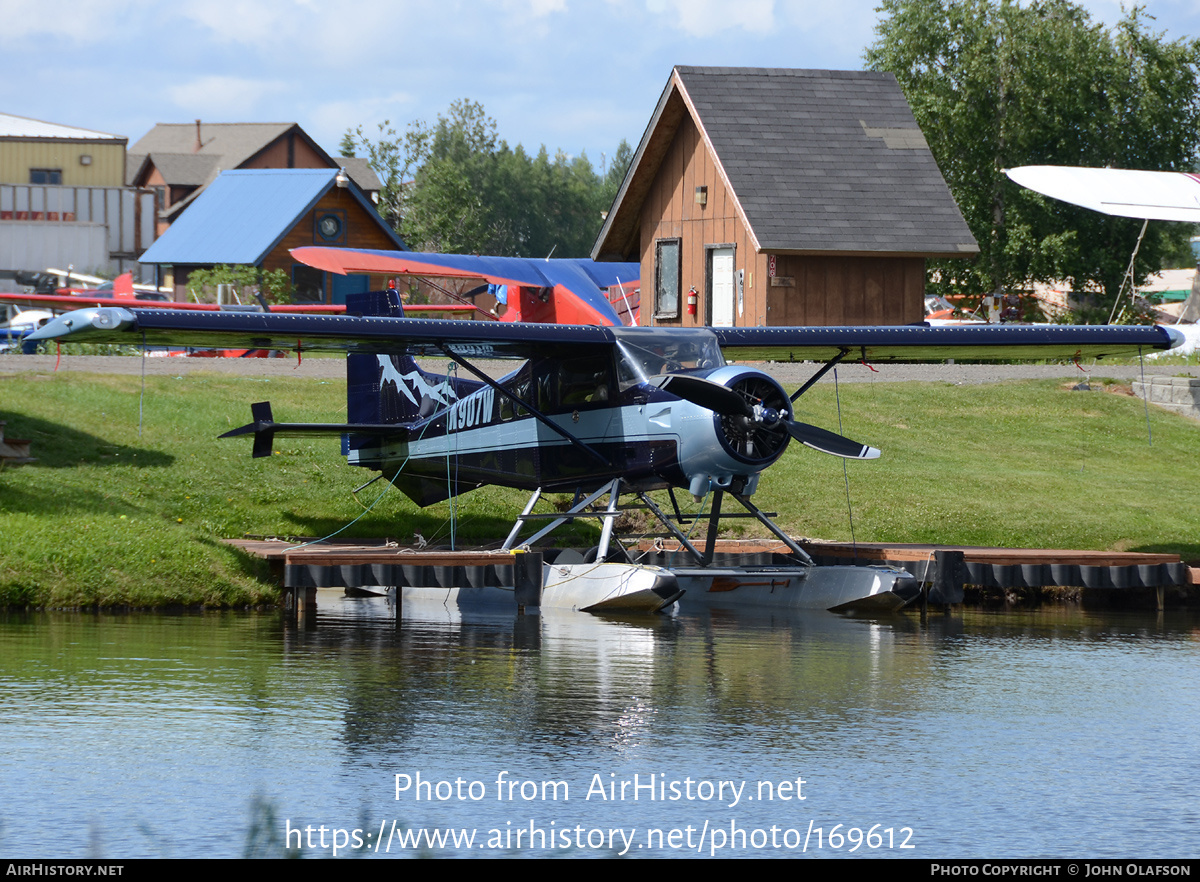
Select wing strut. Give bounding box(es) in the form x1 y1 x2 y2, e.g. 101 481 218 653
790 348 850 402
437 344 612 468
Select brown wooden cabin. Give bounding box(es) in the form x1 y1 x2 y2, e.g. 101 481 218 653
593 67 978 328
128 121 381 238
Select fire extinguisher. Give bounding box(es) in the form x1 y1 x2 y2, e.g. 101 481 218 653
686 286 698 316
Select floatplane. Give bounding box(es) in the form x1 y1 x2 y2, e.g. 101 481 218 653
28 247 1184 613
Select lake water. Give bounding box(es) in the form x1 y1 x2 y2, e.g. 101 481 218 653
1 594 1197 859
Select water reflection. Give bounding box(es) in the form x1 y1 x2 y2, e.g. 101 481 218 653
0 599 1197 857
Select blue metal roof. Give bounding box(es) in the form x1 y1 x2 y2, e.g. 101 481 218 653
139 168 405 266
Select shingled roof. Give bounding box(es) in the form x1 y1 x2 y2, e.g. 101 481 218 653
128 122 308 180
593 66 978 260
127 122 381 202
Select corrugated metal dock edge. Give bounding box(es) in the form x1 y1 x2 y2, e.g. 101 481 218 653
224 540 548 594
227 539 1199 609
222 541 545 618
807 554 1192 606
283 553 518 591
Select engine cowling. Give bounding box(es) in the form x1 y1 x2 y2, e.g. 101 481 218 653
674 366 792 498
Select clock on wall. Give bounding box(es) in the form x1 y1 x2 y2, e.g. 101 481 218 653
315 211 346 244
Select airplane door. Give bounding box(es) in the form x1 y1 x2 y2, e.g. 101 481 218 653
709 246 735 327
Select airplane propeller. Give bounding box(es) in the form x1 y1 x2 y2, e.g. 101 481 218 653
659 374 880 461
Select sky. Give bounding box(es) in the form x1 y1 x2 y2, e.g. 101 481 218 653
3 0 1200 172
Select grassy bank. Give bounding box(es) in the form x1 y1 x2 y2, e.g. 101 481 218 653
2 367 1199 607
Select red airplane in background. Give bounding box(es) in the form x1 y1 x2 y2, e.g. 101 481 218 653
0 249 639 328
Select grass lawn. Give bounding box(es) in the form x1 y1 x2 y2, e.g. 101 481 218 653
2 367 1198 607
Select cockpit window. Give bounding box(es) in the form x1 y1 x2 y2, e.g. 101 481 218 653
612 328 724 390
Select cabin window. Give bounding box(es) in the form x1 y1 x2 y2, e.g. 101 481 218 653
499 371 531 421
30 169 62 185
535 354 613 411
654 238 681 320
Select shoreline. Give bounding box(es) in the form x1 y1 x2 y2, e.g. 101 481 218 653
3 356 1198 611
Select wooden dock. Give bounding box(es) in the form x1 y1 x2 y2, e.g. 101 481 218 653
226 537 1198 612
0 421 35 466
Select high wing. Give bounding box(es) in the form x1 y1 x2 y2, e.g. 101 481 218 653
292 247 637 327
27 306 611 359
1005 165 1200 222
710 323 1183 362
27 306 1183 361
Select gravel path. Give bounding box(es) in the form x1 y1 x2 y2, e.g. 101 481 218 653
3 353 1197 385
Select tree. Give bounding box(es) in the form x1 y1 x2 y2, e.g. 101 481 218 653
341 120 431 233
185 265 294 305
345 101 630 258
402 100 501 253
866 1 1200 318
601 139 635 210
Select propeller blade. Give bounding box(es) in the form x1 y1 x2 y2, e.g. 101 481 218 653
787 421 881 460
659 375 753 417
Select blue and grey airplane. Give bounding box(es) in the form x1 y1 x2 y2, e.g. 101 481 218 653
28 287 1183 573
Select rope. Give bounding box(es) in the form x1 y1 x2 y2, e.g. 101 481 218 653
445 361 459 551
286 461 408 551
287 400 443 551
1139 346 1152 447
834 367 857 555
139 330 146 438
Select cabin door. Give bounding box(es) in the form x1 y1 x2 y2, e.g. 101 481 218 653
708 245 735 327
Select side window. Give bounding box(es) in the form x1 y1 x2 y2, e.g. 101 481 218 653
654 239 681 319
30 169 62 185
555 357 611 408
500 374 531 421
530 355 613 411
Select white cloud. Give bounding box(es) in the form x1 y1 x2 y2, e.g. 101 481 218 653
522 0 567 15
166 75 289 117
175 0 304 46
645 0 775 37
0 0 157 43
174 0 435 50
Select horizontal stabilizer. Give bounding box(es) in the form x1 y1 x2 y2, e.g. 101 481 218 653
218 400 408 458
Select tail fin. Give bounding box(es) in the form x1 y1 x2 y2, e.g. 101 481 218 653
111 272 135 298
344 289 480 466
345 288 454 428
348 351 457 426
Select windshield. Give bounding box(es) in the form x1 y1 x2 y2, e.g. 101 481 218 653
612 327 724 389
